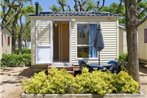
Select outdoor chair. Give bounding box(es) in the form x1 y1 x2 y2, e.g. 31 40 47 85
107 60 121 73
78 60 120 73
78 60 94 72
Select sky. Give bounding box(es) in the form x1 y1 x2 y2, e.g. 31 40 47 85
32 0 120 12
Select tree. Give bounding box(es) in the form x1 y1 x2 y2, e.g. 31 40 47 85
125 0 139 82
1 0 32 53
101 0 146 24
50 4 61 12
16 5 34 54
111 0 146 83
50 0 71 12
50 0 105 12
100 0 147 83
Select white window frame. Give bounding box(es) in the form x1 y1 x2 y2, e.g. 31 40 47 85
76 22 99 59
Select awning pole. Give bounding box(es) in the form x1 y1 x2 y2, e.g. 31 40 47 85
99 51 100 65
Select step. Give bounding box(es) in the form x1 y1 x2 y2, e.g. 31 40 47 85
48 63 74 75
51 62 73 66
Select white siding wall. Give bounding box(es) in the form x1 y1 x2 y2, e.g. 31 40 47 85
1 28 12 54
70 17 118 65
119 27 127 54
100 22 118 63
138 20 147 61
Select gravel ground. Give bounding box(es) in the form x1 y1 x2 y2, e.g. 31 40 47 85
140 66 147 97
0 66 147 98
0 67 33 98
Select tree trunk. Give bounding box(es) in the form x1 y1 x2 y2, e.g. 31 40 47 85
124 0 140 83
25 40 27 48
12 10 19 54
11 33 16 54
18 34 22 54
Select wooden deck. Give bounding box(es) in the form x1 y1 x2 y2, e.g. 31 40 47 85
48 64 75 75
31 63 81 75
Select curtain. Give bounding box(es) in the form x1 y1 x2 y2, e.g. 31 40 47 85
89 24 97 58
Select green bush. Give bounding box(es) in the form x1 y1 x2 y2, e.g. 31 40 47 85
74 68 114 95
22 68 75 94
15 48 31 54
119 54 128 62
112 71 139 93
22 68 139 95
22 54 31 66
1 54 31 67
118 54 128 71
22 71 48 94
47 68 75 94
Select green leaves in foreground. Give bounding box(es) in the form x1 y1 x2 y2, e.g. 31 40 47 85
22 68 139 95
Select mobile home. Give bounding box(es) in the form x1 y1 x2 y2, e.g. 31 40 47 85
138 19 147 64
30 12 119 66
30 3 119 66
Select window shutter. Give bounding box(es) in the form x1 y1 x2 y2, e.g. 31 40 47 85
144 29 147 43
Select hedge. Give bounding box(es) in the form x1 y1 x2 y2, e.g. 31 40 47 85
22 68 139 95
1 54 31 67
15 48 31 54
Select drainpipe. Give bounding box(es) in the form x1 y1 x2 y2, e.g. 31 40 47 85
35 2 39 15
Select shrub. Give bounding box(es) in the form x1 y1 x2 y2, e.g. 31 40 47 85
22 54 31 66
112 71 139 93
15 48 31 54
118 54 128 62
22 68 75 94
1 54 31 67
74 68 114 95
118 54 128 71
22 68 139 95
22 71 48 94
48 68 75 94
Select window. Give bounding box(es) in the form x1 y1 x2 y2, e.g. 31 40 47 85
8 36 10 46
77 24 97 58
144 29 147 43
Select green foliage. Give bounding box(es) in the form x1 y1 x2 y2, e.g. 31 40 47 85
22 68 139 95
119 54 128 62
22 54 31 66
113 71 139 93
1 0 34 53
22 68 75 94
48 68 75 94
50 5 61 12
74 68 114 95
22 71 48 94
1 54 31 67
15 48 31 54
118 54 128 71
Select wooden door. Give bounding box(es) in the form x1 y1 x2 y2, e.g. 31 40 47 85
53 22 69 62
